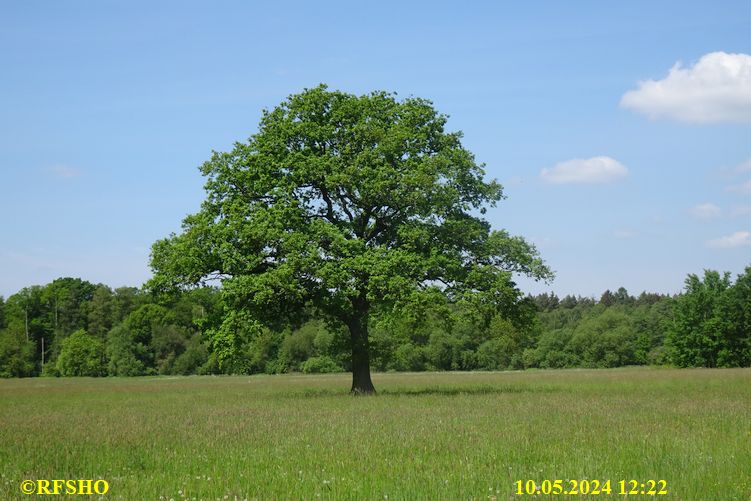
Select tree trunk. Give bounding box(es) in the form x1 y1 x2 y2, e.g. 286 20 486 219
348 297 376 395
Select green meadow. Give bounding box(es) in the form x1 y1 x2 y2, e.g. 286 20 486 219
1 368 749 500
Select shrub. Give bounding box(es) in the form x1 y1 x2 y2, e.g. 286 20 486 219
477 338 512 370
0 329 35 377
301 356 344 374
56 330 106 377
172 334 209 375
279 326 316 371
390 343 426 372
106 325 146 376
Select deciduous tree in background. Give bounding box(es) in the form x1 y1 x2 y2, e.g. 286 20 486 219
667 268 751 368
149 85 552 393
56 329 106 377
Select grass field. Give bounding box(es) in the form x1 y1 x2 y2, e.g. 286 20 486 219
1 368 750 500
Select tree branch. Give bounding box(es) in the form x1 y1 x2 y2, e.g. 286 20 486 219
318 184 339 224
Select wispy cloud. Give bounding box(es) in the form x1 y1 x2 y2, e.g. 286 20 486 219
727 179 751 195
689 202 722 220
718 158 751 180
620 52 751 123
47 165 81 179
706 230 751 249
540 156 628 185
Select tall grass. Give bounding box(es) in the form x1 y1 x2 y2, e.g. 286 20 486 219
1 368 749 500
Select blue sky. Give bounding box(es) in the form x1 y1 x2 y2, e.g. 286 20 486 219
1 1 750 299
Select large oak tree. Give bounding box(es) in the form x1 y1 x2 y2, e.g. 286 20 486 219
149 86 552 394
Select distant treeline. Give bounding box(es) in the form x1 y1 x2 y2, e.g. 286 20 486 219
1 266 749 377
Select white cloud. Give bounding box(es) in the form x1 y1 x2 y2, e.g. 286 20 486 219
689 203 722 220
707 230 751 249
620 52 751 123
47 165 81 178
727 179 751 195
540 156 628 184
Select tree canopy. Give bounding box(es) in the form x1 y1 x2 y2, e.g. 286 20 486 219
2 267 750 378
149 85 552 393
666 269 751 368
